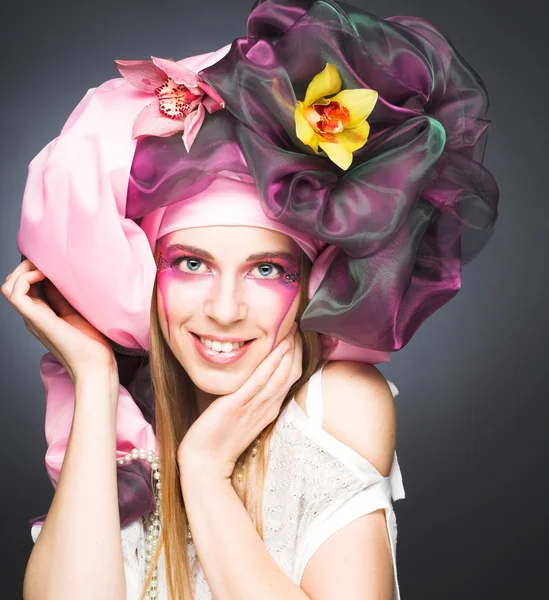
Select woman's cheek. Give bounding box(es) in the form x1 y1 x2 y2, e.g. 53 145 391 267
247 269 301 352
156 265 208 341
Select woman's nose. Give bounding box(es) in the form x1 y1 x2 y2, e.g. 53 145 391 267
203 275 247 324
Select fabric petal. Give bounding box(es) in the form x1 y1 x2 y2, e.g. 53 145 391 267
197 80 226 112
182 104 206 152
337 120 371 153
303 63 342 107
114 59 165 93
132 102 186 138
295 102 319 151
151 56 200 88
329 88 378 128
318 138 353 170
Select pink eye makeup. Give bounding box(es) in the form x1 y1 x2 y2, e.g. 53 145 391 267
156 253 172 272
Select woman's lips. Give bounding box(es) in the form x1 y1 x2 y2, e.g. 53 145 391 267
190 332 254 365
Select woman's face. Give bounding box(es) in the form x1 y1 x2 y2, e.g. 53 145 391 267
155 225 302 401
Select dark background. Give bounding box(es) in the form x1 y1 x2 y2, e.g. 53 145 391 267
1 0 547 598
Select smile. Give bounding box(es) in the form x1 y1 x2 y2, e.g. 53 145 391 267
190 332 255 365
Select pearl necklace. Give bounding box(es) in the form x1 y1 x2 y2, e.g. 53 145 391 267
117 437 261 599
118 448 161 599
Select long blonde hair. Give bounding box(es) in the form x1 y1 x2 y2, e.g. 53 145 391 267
139 248 325 599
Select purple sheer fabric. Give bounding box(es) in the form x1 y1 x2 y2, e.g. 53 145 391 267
127 0 498 352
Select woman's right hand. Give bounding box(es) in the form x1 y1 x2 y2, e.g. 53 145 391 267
1 258 118 385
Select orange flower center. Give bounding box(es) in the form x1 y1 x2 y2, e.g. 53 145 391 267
155 78 202 120
310 100 350 141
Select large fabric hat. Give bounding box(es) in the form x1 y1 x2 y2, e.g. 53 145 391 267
17 0 498 529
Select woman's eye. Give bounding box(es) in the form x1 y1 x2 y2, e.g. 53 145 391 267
173 257 206 273
251 262 285 279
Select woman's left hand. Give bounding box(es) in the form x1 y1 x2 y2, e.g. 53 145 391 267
177 322 303 481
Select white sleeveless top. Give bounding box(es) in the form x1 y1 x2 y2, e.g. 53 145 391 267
31 363 406 599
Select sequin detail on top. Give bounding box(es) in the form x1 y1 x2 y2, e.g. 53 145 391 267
261 411 383 575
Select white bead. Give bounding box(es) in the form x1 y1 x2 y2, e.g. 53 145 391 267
147 455 153 463
139 450 146 459
153 471 160 480
156 481 162 490
131 448 139 458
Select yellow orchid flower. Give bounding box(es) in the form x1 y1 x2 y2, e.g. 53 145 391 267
294 63 378 170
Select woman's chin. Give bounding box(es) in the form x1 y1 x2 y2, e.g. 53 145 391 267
188 367 250 396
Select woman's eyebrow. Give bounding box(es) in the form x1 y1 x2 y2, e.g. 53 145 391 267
165 243 296 262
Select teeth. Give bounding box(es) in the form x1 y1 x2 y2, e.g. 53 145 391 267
199 337 246 352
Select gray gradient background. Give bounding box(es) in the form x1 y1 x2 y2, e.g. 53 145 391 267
1 0 547 598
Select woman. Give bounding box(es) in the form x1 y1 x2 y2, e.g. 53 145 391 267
7 218 403 600
4 1 498 598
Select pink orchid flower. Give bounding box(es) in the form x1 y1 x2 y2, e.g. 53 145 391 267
115 56 225 152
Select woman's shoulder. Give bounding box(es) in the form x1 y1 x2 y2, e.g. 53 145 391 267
323 360 395 400
294 359 393 413
294 360 397 477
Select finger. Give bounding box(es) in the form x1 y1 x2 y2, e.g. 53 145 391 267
225 336 292 408
8 269 48 318
9 258 37 281
9 272 74 358
2 260 40 298
254 335 297 408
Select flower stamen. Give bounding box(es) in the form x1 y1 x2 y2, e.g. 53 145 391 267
155 78 201 120
314 101 350 135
